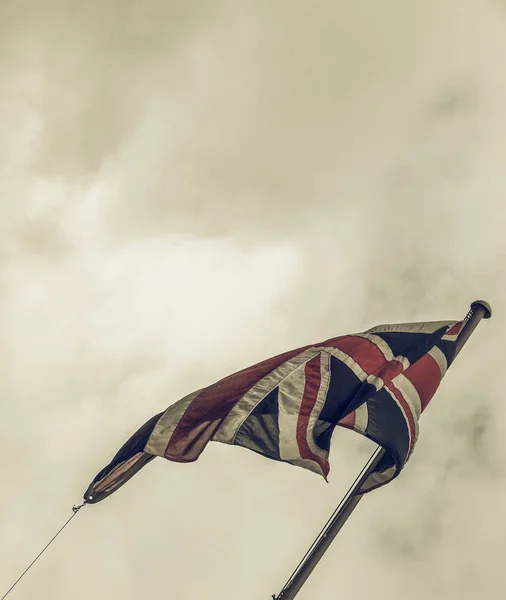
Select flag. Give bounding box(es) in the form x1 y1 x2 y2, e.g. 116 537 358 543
84 317 463 503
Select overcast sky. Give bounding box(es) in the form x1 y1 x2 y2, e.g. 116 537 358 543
1 1 505 599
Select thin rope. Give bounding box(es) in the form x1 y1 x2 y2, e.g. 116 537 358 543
1 502 86 600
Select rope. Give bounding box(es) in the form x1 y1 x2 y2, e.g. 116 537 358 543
1 502 86 600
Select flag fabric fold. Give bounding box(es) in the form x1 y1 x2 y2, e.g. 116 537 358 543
85 318 463 503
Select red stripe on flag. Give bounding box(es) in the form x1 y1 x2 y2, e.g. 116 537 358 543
386 382 417 458
324 337 405 387
338 411 356 430
322 335 388 375
296 354 329 476
376 359 404 385
323 337 419 457
165 344 312 461
445 322 463 336
403 354 442 413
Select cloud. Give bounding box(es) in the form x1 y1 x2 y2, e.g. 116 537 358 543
1 2 505 599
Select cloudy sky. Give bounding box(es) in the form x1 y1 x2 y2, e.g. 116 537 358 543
1 1 505 599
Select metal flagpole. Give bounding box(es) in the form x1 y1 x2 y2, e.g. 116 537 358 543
454 300 492 356
272 446 385 600
272 300 491 600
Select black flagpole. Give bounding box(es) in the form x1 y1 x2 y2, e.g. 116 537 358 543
272 300 491 600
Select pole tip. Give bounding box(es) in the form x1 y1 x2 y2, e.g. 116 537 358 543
471 300 492 319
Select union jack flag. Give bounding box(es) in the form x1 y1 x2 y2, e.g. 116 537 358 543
85 318 463 502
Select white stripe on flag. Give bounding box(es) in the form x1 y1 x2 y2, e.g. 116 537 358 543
277 362 306 463
360 464 397 493
354 334 411 372
145 389 203 457
390 373 422 419
214 347 322 445
366 320 457 335
354 333 395 362
322 347 370 384
441 323 462 342
384 385 418 455
353 403 369 434
305 350 332 460
429 346 448 376
276 355 327 475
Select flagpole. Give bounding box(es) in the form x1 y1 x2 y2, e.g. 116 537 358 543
272 446 385 600
272 300 491 600
454 300 491 356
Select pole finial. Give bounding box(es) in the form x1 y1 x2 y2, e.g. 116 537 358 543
470 300 492 319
